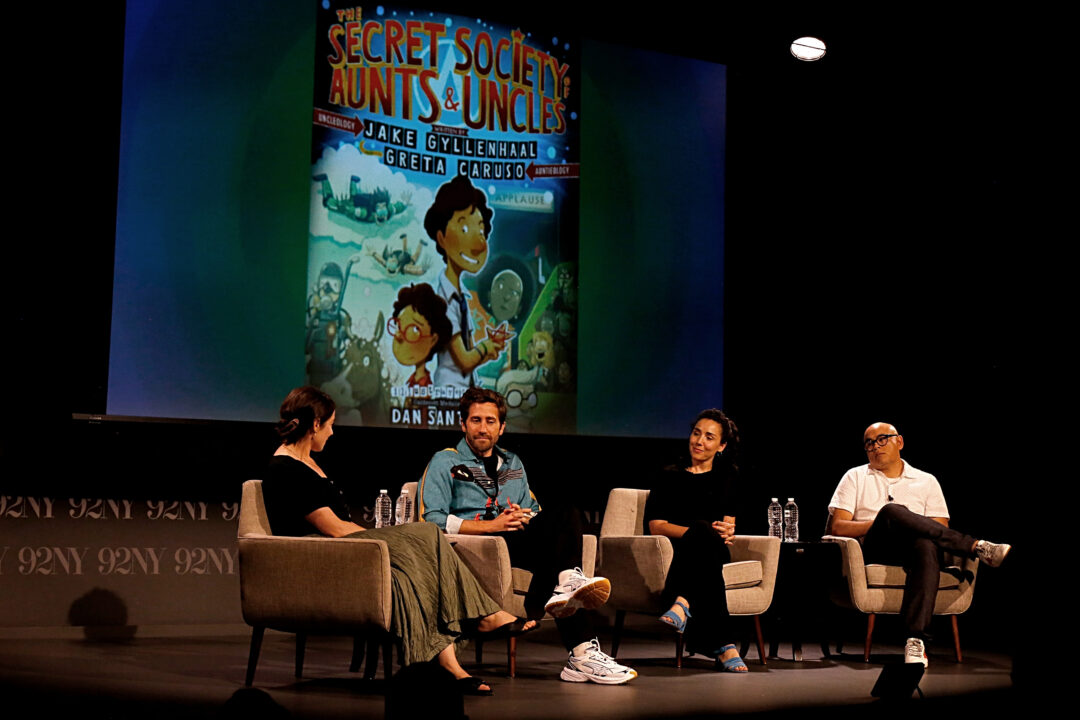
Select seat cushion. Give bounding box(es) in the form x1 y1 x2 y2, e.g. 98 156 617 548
865 564 962 590
722 560 762 589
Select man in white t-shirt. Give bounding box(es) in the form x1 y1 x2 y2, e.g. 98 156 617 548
828 422 1011 667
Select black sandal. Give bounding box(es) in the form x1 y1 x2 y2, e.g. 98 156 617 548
477 617 538 640
458 676 494 696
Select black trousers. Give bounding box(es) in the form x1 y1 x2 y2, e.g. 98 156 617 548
861 503 977 639
663 523 733 652
497 504 592 650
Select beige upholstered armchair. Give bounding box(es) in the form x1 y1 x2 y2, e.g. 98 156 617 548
402 481 596 677
596 488 780 666
237 479 394 685
823 533 978 661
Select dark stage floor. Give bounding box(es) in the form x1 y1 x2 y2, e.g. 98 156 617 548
1 621 1017 719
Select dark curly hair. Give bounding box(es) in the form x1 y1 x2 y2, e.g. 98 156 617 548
392 283 452 362
423 174 493 260
276 386 335 445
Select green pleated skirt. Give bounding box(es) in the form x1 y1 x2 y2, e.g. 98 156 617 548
349 522 500 664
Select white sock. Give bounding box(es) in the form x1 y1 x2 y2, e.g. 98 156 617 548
572 639 597 657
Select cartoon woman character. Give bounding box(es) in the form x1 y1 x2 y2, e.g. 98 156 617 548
388 283 452 387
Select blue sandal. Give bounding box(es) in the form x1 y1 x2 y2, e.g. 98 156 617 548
659 600 691 633
717 644 748 673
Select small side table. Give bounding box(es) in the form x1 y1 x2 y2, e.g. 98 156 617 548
767 540 841 661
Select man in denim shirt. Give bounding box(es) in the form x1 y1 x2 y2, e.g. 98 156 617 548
420 387 637 684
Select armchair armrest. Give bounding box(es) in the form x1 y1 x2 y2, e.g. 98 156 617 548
823 534 879 612
446 533 514 608
728 535 781 610
238 534 392 632
823 535 866 572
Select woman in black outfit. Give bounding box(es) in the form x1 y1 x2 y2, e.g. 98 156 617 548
261 386 533 695
644 408 748 672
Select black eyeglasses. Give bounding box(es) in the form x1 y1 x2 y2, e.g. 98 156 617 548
863 434 898 451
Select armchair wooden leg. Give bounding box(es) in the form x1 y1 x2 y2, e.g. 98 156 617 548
611 610 626 658
382 639 393 680
951 615 963 663
753 615 767 666
294 633 306 679
364 639 379 680
245 627 264 687
349 636 364 673
676 633 684 669
508 636 517 678
864 614 875 662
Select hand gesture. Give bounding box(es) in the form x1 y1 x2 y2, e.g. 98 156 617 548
712 519 736 545
508 502 532 526
488 506 527 532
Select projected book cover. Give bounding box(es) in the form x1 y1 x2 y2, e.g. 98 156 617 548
306 3 579 432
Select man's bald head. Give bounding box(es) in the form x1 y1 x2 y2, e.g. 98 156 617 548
863 422 904 473
864 421 898 439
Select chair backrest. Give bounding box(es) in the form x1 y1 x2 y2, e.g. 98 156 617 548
600 488 650 536
239 479 273 537
401 481 419 521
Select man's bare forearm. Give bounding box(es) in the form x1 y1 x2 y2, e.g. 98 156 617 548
457 519 493 534
830 518 874 537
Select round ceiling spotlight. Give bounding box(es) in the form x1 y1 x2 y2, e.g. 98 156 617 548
790 36 826 61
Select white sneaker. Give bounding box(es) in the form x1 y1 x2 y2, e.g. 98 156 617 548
975 540 1011 568
560 639 638 685
544 568 611 618
905 637 928 667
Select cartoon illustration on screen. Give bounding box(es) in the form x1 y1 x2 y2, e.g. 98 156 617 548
370 233 430 277
308 4 580 432
389 283 451 388
473 254 535 380
306 254 363 386
423 175 506 389
314 173 412 231
322 311 390 425
496 365 542 430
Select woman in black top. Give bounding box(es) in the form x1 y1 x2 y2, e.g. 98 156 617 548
645 409 747 672
262 387 533 695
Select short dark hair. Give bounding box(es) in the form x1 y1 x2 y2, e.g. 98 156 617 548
392 283 452 362
423 175 493 260
276 386 335 445
458 387 507 425
691 408 740 449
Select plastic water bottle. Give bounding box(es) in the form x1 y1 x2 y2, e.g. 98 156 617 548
783 498 799 542
768 498 783 539
395 487 413 526
375 489 393 528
